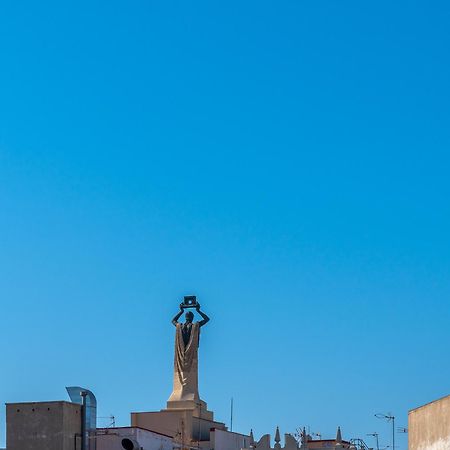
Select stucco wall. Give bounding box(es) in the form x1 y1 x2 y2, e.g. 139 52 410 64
6 401 81 450
409 394 450 450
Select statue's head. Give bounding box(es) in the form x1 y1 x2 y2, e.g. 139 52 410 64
185 311 194 323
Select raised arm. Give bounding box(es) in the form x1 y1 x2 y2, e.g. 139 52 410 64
171 304 184 326
196 304 210 327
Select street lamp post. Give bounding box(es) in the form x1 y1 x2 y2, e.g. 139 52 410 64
375 413 395 450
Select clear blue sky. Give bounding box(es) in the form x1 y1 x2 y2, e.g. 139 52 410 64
1 1 449 449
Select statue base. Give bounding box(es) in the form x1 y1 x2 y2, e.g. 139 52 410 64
166 398 213 421
131 405 224 442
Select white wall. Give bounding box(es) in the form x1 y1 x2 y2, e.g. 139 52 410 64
97 427 174 450
210 428 251 450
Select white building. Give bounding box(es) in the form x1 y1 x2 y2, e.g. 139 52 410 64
96 426 175 450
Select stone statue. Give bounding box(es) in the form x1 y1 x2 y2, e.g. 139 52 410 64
167 302 210 410
171 302 210 347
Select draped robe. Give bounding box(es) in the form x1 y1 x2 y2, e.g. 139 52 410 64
168 322 201 403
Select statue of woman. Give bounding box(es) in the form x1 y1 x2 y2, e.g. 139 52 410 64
167 303 210 406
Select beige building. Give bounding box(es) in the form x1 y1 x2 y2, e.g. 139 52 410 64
6 401 81 450
409 394 450 450
131 408 229 446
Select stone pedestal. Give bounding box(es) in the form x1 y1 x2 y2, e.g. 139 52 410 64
166 399 213 421
131 409 225 443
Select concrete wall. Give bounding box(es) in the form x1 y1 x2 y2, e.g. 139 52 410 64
210 428 251 450
97 427 174 450
6 401 81 450
409 394 450 450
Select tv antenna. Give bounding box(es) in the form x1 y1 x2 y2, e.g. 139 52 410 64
98 415 116 428
367 432 380 450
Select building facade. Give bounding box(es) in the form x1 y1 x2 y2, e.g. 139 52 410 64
6 401 81 450
409 394 450 450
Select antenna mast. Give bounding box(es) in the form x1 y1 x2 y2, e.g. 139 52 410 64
230 398 234 432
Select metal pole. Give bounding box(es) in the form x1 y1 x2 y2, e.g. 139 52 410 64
368 432 379 450
392 416 395 450
375 413 395 450
80 391 87 450
230 398 234 432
